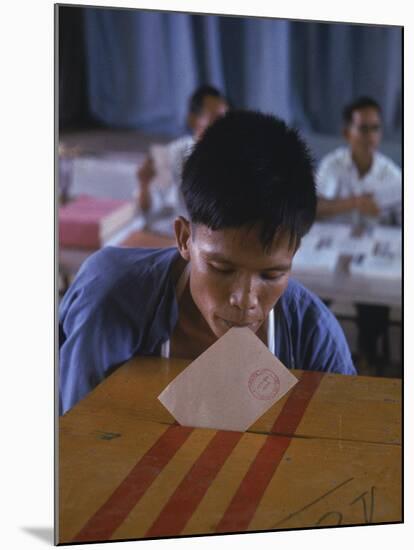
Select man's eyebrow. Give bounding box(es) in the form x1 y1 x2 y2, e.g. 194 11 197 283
203 252 291 271
203 252 232 261
262 263 292 271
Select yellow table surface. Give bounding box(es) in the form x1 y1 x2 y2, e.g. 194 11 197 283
66 357 401 445
58 357 402 544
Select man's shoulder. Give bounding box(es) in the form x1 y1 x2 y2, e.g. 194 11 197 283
281 278 336 327
282 277 320 309
319 147 348 169
81 246 177 283
281 278 356 375
60 246 179 317
374 151 401 178
168 134 194 155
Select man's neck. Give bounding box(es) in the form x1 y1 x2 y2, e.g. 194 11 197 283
351 150 374 178
170 280 216 359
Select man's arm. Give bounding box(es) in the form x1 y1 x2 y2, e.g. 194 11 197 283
136 155 155 212
316 196 358 218
58 252 139 415
317 194 380 219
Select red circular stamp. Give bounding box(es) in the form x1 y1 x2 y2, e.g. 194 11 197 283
248 369 280 401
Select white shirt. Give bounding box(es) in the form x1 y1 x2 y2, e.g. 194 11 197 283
316 147 401 226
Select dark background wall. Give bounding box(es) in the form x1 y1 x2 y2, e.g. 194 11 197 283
58 6 402 142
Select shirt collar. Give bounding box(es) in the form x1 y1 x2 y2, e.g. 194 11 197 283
345 147 379 177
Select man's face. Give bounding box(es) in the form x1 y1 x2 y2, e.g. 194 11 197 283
344 107 382 157
191 96 229 140
175 221 295 338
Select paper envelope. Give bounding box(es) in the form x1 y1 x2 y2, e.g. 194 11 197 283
158 327 298 432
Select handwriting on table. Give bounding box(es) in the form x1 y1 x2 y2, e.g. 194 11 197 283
273 479 377 527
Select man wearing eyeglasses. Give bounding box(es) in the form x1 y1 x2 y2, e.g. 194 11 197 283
315 96 401 374
316 96 401 226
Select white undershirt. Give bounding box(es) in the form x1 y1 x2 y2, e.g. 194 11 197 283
160 263 275 358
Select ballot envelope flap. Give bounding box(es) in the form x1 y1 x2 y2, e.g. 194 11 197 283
158 327 298 432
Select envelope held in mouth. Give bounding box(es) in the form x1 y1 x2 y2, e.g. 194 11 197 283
158 327 298 432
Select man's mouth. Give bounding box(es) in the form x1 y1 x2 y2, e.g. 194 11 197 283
220 318 261 329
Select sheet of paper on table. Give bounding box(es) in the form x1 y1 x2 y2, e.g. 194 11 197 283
349 225 402 280
372 225 402 252
292 222 351 274
158 327 298 432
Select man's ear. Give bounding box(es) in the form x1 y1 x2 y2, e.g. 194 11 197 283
342 125 350 142
187 113 196 132
174 216 192 261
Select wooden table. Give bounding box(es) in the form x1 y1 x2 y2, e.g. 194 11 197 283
291 223 402 308
58 358 402 544
120 229 175 249
292 255 401 308
60 221 401 308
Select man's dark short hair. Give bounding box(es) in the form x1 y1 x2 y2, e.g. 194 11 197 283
342 96 382 126
182 110 316 250
188 85 226 116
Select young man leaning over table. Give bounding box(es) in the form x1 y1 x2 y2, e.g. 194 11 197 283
315 96 402 371
59 110 356 416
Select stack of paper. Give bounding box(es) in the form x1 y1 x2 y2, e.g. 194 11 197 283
70 157 141 200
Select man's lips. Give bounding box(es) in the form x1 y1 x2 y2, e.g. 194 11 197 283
218 317 261 328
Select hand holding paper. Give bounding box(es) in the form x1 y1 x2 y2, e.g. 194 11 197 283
158 327 298 432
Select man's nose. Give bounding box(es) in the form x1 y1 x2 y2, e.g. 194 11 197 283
229 276 258 310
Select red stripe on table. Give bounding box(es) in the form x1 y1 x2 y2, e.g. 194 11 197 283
145 430 243 538
215 371 324 533
72 424 193 543
271 371 325 435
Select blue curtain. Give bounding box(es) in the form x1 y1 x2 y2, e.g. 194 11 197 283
83 8 402 139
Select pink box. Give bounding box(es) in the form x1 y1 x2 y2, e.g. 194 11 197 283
59 195 135 248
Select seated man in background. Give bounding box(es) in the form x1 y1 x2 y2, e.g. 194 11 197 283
59 110 356 415
136 85 229 231
316 96 402 371
316 96 401 226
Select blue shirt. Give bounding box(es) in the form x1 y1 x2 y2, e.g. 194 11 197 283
59 246 356 415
